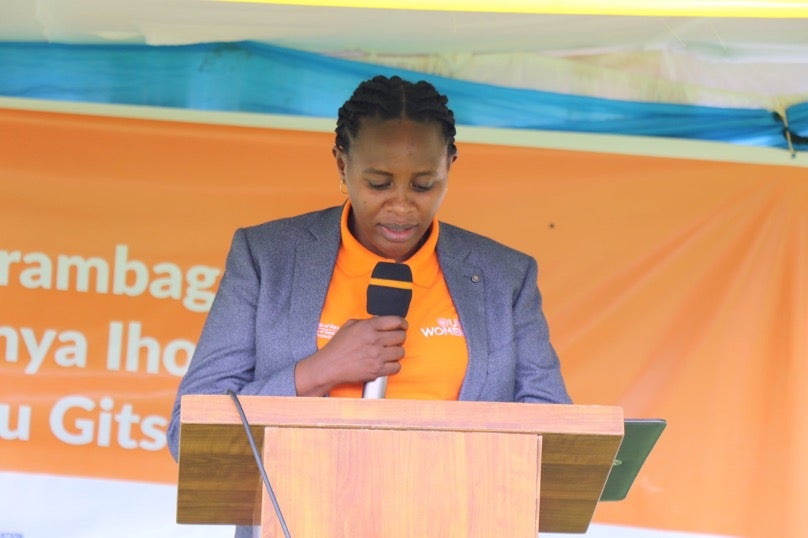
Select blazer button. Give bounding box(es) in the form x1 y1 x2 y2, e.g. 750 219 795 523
471 275 481 283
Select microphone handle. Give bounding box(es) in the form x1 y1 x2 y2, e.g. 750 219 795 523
362 376 388 399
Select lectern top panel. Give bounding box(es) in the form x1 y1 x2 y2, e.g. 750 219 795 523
177 395 625 534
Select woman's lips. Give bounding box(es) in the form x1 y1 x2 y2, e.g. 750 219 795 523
379 223 417 242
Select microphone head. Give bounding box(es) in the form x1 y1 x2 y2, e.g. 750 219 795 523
367 262 413 317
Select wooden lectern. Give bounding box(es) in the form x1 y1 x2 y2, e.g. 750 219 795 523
176 395 624 537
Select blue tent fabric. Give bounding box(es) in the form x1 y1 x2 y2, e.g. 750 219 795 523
783 103 808 149
0 40 803 151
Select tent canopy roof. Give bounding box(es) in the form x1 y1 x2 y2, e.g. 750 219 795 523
3 1 808 109
4 1 806 55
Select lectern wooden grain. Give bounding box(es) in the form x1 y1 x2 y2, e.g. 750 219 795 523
176 395 623 537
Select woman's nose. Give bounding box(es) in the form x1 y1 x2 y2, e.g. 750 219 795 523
385 184 413 212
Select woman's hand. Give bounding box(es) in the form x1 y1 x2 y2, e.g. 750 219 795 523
294 315 408 396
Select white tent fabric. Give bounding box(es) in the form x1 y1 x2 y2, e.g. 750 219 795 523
2 1 807 111
352 48 808 111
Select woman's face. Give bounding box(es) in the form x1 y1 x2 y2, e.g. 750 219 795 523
335 117 456 262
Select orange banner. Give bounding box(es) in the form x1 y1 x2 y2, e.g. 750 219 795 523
1 107 807 537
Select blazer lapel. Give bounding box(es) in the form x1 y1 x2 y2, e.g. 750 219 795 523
438 227 489 401
288 207 342 361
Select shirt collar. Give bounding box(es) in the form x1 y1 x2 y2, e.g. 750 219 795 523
338 201 441 287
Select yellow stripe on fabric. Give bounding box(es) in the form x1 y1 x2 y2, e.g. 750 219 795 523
210 0 808 18
369 277 414 290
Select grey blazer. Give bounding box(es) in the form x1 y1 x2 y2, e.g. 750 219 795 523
167 205 570 460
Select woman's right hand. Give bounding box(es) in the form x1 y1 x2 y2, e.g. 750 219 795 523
294 315 408 397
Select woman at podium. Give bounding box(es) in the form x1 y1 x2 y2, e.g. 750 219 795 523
167 75 572 467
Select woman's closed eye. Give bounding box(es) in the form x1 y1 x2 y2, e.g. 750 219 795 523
366 180 436 192
411 182 435 192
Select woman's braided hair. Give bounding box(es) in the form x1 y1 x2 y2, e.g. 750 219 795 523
335 75 457 157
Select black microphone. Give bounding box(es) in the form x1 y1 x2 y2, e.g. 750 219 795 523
363 262 413 399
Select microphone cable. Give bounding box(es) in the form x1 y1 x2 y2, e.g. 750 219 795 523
226 389 292 538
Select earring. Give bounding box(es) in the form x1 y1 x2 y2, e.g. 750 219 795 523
339 180 348 195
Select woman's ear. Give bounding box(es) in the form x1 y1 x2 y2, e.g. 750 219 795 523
447 151 458 170
333 145 347 180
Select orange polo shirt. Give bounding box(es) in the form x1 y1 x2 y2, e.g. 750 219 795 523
318 203 469 399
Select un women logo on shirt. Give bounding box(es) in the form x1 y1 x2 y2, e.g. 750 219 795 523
317 322 339 340
420 317 464 338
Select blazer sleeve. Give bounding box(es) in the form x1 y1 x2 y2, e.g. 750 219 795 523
166 227 298 461
512 256 572 404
